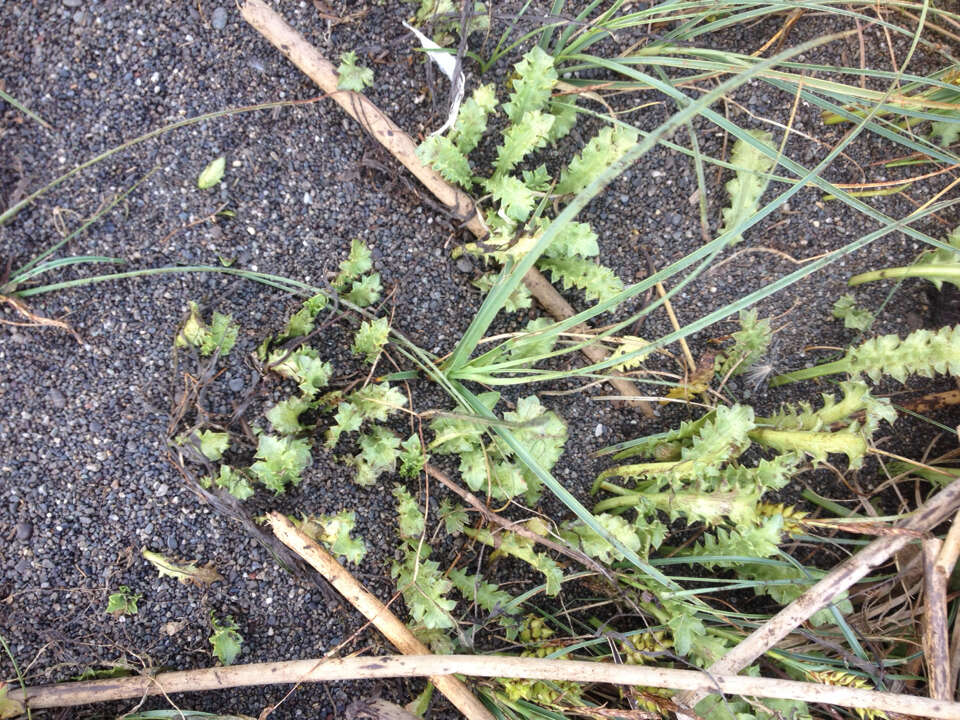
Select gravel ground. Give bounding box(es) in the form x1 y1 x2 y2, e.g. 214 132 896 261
2 2 959 718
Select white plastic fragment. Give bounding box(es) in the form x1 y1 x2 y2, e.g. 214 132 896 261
402 21 465 136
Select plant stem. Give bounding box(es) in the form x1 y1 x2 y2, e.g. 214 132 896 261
848 264 960 287
769 358 850 386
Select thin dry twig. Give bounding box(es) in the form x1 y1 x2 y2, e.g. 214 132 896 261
10 654 960 719
239 0 655 416
267 513 495 720
922 537 951 701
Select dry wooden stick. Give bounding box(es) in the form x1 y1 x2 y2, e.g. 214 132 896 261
266 513 495 720
939 509 960 697
674 474 960 714
923 537 951 701
10 654 960 719
240 0 654 416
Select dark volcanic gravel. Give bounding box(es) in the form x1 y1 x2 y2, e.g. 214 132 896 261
2 2 959 718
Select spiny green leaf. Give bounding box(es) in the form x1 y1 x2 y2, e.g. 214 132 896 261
665 605 706 657
398 434 427 478
521 165 552 192
352 317 390 363
349 425 401 486
417 135 473 189
202 312 239 356
350 382 407 422
391 544 456 629
334 239 373 290
266 395 311 435
268 347 333 398
493 110 554 177
209 612 242 665
197 156 225 189
931 118 960 147
555 126 639 196
393 484 425 539
546 98 578 143
719 129 776 245
563 513 643 564
541 220 599 259
295 511 367 564
344 272 382 307
485 174 535 223
250 434 311 493
472 272 532 312
205 464 255 500
502 47 557 123
449 567 513 615
337 51 374 92
197 430 230 461
538 255 624 302
281 292 329 339
450 83 497 154
106 586 141 616
686 516 784 567
438 498 468 535
832 294 875 331
609 336 650 372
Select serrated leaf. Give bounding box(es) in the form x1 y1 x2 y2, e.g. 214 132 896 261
503 47 557 123
142 548 223 586
265 395 311 435
351 382 407 421
493 110 554 177
337 51 374 92
352 317 390 363
720 130 776 245
438 498 468 535
485 174 535 222
541 220 599 259
717 308 772 377
334 239 373 290
555 126 639 196
449 567 513 615
344 272 382 307
450 83 497 154
106 585 141 617
197 430 230 461
398 434 427 478
202 312 239 356
209 613 242 665
417 135 473 189
296 511 367 564
250 434 311 493
832 293 875 331
349 425 401 486
546 98 578 143
538 256 624 302
472 272 532 312
609 336 650 371
563 513 642 564
281 292 329 339
393 484 424 538
666 606 706 657
207 464 255 500
391 544 456 629
931 118 960 146
521 164 552 192
197 156 225 189
268 347 333 398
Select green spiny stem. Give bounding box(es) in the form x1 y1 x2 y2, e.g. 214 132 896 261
589 479 634 496
848 264 960 287
749 428 866 460
593 494 647 514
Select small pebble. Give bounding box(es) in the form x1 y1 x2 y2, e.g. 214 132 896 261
62 0 82 7
455 257 473 273
48 389 66 409
211 7 227 30
15 522 33 541
156 483 169 498
228 377 245 392
15 558 31 576
166 534 179 551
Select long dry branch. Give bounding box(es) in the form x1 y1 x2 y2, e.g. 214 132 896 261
239 0 653 416
675 473 960 714
267 513 494 720
10 654 960 719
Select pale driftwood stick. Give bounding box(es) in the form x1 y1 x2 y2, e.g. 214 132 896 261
675 474 960 714
950 603 960 701
346 697 421 720
935 508 960 578
924 537 951 701
267 513 495 720
10 655 960 719
240 0 655 416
